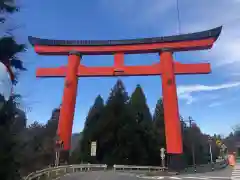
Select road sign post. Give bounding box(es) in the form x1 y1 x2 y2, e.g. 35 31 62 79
216 139 227 159
55 136 64 167
208 136 214 170
160 148 165 168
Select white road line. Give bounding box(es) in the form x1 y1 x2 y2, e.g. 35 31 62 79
169 177 182 179
232 163 240 180
136 175 164 179
183 177 209 179
198 176 230 179
136 175 231 180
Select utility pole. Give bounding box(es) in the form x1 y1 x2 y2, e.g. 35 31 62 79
188 116 196 169
180 116 196 171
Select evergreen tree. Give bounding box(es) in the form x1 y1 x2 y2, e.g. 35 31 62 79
153 98 165 147
70 83 222 168
129 85 159 165
129 85 152 124
44 108 60 164
96 80 141 165
0 96 25 179
233 125 240 138
79 95 104 163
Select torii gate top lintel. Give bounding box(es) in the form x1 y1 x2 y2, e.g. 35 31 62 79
28 26 222 154
28 26 222 55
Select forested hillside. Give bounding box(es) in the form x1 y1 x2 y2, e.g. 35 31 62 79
1 80 238 178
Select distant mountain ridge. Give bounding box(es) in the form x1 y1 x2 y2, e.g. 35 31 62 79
71 132 82 152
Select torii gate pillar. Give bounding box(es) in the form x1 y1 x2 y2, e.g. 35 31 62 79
161 51 182 152
57 52 80 150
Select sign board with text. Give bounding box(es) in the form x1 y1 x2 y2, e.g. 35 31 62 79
91 141 97 156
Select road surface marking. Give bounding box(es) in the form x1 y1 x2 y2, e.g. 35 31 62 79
232 163 240 180
169 177 182 179
183 177 208 179
136 175 164 179
198 176 230 179
136 175 231 180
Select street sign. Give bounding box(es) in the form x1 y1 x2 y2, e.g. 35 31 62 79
91 141 97 156
221 144 227 150
208 136 213 143
160 148 165 159
55 135 64 151
216 139 222 146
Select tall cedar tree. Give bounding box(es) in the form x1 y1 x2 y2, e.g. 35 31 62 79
152 98 165 147
153 98 172 166
94 80 140 165
79 95 104 163
129 84 159 165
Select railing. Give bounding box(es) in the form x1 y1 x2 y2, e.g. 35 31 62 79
113 164 166 172
113 159 228 174
181 159 228 174
24 164 107 180
24 160 228 180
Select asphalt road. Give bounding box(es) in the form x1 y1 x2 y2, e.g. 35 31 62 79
60 167 232 180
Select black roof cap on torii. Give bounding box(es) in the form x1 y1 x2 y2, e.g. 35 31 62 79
28 26 222 47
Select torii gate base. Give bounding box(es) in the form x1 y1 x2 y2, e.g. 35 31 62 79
28 26 222 155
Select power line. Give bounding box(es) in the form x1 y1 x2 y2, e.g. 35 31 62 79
174 0 181 59
176 0 181 34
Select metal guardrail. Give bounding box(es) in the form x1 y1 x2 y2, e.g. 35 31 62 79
113 160 228 173
180 159 228 174
24 160 228 180
113 164 166 172
24 164 107 180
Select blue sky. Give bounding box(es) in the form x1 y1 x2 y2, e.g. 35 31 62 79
4 0 240 136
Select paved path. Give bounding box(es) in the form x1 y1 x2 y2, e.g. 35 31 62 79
231 163 240 180
60 168 232 180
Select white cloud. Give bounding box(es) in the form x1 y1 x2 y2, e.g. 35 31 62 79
177 93 195 105
177 82 240 104
101 1 240 73
208 102 222 108
178 82 240 94
174 1 240 72
209 28 240 68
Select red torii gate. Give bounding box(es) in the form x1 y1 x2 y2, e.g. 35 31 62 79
28 26 222 154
